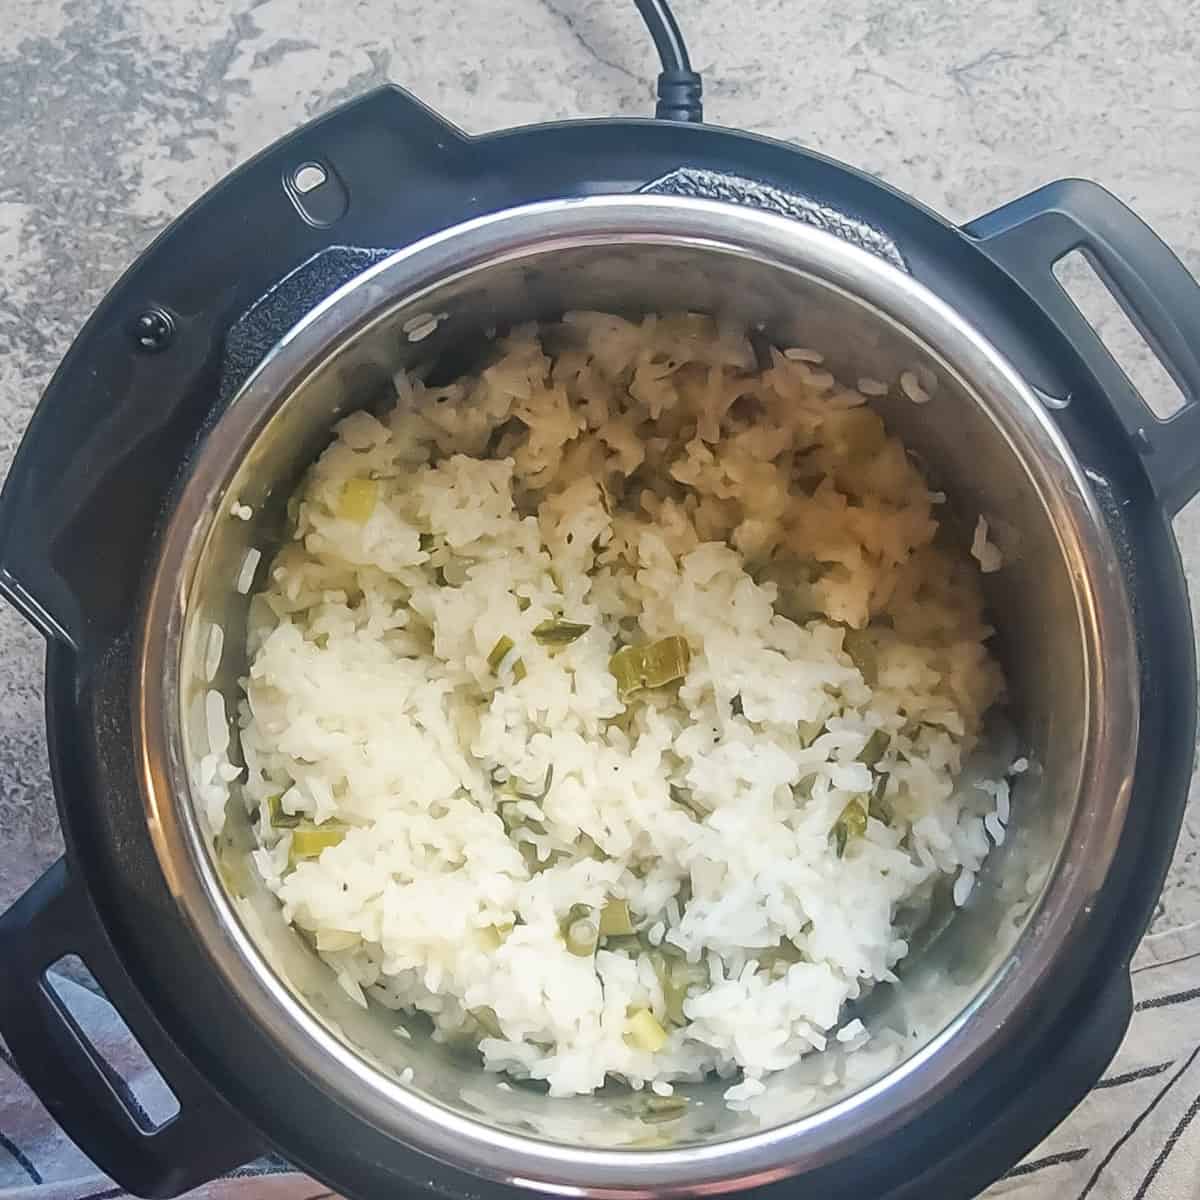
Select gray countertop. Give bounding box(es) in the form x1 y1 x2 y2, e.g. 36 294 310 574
0 2 1198 1193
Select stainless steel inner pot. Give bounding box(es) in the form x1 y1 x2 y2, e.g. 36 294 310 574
136 196 1139 1195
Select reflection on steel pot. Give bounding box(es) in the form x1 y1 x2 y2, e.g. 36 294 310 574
0 80 1198 1200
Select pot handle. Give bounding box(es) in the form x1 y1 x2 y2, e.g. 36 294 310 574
0 858 261 1197
964 179 1200 514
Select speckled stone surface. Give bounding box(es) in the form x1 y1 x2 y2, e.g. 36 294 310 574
0 1 1197 918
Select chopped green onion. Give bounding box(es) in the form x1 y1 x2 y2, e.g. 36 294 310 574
532 620 590 646
642 1095 688 1122
626 1008 668 1053
289 825 346 865
478 924 511 951
609 636 691 701
337 478 377 523
603 934 643 955
798 719 825 747
663 971 688 1026
832 800 868 858
670 784 706 819
659 957 706 1025
562 903 598 957
860 729 889 767
759 939 806 977
843 629 877 682
577 834 606 861
512 658 528 682
566 918 598 957
500 800 545 835
266 793 300 828
599 898 635 937
472 1006 502 1038
868 774 892 824
217 854 249 899
487 635 515 671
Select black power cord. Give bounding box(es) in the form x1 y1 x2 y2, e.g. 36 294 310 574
633 0 703 122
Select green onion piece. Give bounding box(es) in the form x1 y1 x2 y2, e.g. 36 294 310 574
473 1006 502 1038
660 958 706 1025
626 1008 668 1053
648 951 697 1026
562 903 598 957
647 948 668 983
501 801 545 835
794 776 816 803
599 898 635 937
512 658 528 682
609 636 691 701
499 765 553 810
832 800 868 858
798 720 825 747
670 784 706 819
759 939 806 977
860 729 889 767
566 918 598 957
843 629 877 683
266 793 300 828
289 825 346 865
642 1095 688 1122
603 934 643 955
663 969 689 1026
478 924 511 951
217 854 249 899
487 635 515 671
337 478 377 523
868 774 892 824
577 834 607 861
532 620 590 646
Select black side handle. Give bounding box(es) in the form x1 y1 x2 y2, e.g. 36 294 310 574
964 179 1200 514
0 85 476 650
0 859 260 1197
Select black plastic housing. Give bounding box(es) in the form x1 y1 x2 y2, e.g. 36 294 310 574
0 86 1197 1200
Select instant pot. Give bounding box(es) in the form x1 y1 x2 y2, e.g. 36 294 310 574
2 5 1199 1197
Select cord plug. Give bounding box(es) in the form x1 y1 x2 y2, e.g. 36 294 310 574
655 67 703 123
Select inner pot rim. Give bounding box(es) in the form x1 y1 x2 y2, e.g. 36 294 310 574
135 195 1139 1195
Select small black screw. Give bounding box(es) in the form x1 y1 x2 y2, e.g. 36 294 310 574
130 308 175 353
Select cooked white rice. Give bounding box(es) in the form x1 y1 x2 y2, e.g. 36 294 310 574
235 312 1007 1101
